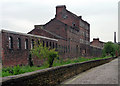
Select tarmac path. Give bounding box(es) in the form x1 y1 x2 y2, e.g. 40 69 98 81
61 58 118 84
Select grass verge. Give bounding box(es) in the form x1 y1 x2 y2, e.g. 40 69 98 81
2 56 111 77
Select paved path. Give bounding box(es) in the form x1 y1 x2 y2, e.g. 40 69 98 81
61 58 118 84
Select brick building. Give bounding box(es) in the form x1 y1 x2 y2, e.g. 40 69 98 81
0 5 102 67
29 5 90 58
1 30 58 67
90 38 104 49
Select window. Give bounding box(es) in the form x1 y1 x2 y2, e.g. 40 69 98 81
50 42 52 48
68 45 70 52
31 39 34 49
80 48 81 53
38 40 40 45
63 15 68 19
64 46 65 53
76 45 78 53
58 45 60 48
43 41 44 47
66 46 67 53
53 42 54 48
72 22 75 27
17 38 21 49
25 39 28 49
56 43 57 49
46 41 48 47
9 36 13 49
85 49 87 53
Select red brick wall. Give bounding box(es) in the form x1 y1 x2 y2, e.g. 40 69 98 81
45 19 67 39
56 5 79 27
2 29 102 67
2 32 29 67
1 31 57 67
28 27 55 39
91 38 104 49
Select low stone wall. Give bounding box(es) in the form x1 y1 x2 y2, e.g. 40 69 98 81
1 57 117 86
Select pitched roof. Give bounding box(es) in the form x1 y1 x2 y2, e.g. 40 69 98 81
37 27 66 40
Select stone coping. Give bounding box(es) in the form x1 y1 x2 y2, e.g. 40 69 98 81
1 56 117 86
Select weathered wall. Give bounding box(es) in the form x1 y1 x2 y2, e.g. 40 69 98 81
33 21 92 59
1 5 103 67
28 27 55 39
1 30 57 67
56 5 79 27
89 46 102 57
2 29 102 67
2 57 117 86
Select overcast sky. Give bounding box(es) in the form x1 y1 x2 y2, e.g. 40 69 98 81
1 0 119 42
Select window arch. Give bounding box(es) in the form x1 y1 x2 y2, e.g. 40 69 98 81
25 39 28 49
9 36 13 49
17 38 21 49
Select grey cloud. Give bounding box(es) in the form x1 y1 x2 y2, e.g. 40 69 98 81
1 0 119 42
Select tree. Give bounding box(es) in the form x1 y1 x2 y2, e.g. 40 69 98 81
113 43 120 56
30 40 59 67
102 41 120 57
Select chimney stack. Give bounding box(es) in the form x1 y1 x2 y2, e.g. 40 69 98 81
114 32 116 43
55 5 66 18
93 38 99 41
118 2 120 44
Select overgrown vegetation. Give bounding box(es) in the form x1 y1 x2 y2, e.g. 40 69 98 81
2 56 111 77
30 40 58 67
102 42 120 57
3 41 119 77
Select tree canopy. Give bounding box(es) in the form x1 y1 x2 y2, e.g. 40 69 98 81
102 41 120 57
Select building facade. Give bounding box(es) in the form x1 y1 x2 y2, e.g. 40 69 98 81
0 5 102 67
29 5 91 58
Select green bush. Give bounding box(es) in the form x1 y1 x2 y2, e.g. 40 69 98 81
2 64 50 77
2 71 12 77
48 49 58 67
12 65 25 75
2 56 111 77
102 42 120 57
31 40 59 67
